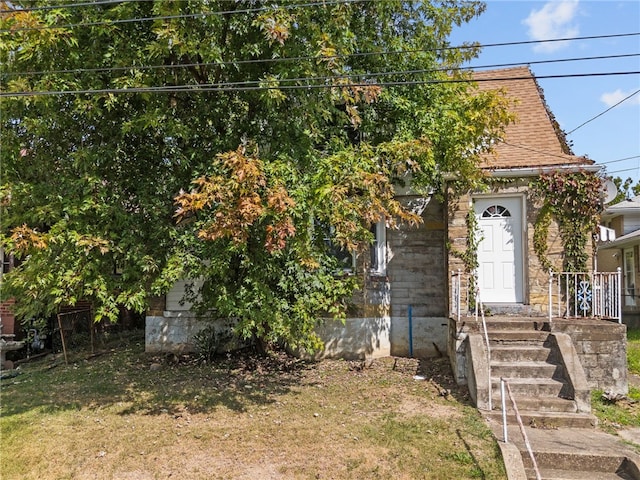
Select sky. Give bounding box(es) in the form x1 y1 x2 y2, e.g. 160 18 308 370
449 0 640 185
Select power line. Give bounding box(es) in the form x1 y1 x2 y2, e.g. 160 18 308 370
2 70 638 97
607 167 640 175
0 0 141 13
5 51 638 79
501 141 582 162
0 0 374 29
1 0 639 52
566 89 640 135
599 155 640 165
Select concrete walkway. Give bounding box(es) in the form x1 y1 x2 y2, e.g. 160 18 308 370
485 418 640 479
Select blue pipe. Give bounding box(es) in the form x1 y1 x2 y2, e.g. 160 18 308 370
408 304 413 358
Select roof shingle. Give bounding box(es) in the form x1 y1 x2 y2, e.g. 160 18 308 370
474 66 593 170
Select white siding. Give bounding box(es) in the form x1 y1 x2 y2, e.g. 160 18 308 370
165 279 203 311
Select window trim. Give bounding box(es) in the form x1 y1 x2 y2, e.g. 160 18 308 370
369 220 387 275
624 248 636 307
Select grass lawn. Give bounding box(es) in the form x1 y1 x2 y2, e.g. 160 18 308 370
627 328 640 377
592 328 640 432
0 332 506 480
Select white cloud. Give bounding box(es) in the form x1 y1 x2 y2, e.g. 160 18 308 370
523 0 580 53
600 89 640 107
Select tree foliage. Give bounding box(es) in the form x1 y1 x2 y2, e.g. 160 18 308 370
1 1 513 350
609 176 640 204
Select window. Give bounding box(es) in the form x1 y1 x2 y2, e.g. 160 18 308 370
369 220 386 275
624 248 636 307
481 205 511 218
320 220 386 275
0 248 12 278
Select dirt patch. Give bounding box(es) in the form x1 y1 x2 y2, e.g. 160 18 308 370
1 338 506 480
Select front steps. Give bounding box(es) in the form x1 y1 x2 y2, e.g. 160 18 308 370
492 424 640 480
523 452 639 480
469 317 595 428
467 317 640 479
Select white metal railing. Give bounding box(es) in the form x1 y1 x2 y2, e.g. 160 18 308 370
451 270 492 410
500 378 542 480
450 269 475 320
548 269 622 323
451 269 462 322
475 277 492 412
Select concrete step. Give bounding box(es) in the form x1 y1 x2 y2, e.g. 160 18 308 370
524 451 635 472
526 467 633 479
491 344 555 363
485 411 597 429
488 330 551 344
491 360 562 379
482 317 549 332
491 395 578 413
491 376 568 397
523 452 638 479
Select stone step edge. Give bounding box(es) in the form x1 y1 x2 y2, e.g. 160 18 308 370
524 467 628 480
484 411 597 429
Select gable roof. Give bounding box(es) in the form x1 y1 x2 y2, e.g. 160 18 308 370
474 66 594 171
601 195 640 221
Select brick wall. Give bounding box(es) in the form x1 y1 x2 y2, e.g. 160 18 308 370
0 299 16 336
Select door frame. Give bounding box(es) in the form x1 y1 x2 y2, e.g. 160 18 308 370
472 194 527 304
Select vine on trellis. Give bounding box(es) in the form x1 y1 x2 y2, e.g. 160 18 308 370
530 170 603 272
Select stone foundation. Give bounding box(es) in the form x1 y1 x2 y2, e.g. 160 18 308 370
551 318 628 395
390 316 448 358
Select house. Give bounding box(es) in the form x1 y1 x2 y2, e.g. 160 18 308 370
598 195 640 328
146 66 627 397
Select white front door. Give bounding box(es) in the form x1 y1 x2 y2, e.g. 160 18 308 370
475 197 524 303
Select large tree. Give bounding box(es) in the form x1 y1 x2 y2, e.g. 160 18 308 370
1 0 512 351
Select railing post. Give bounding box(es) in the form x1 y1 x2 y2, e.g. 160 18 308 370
457 268 461 322
617 267 622 323
501 378 508 443
548 270 553 323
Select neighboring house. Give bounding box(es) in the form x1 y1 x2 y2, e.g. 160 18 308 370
598 195 640 328
146 67 625 394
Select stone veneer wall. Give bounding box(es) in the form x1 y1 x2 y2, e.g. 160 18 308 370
446 180 569 317
551 319 628 395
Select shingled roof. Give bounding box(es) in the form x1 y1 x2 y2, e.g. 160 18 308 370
474 66 594 171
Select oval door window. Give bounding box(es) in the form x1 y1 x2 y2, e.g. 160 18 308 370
481 205 511 218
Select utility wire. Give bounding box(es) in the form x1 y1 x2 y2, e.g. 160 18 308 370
4 51 638 79
1 0 639 49
500 141 581 161
608 167 640 175
566 89 640 135
599 155 640 165
2 70 638 97
0 0 374 28
0 0 143 13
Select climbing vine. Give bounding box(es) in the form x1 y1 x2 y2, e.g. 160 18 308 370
530 170 603 272
532 204 553 273
448 206 483 274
